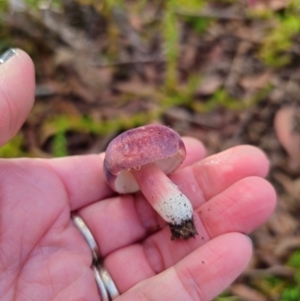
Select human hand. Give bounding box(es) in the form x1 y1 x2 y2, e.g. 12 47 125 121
0 49 276 301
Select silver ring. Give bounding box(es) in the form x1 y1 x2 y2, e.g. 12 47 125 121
72 213 100 263
97 263 120 299
93 265 110 301
72 213 120 300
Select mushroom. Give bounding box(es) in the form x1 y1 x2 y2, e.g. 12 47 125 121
103 124 198 240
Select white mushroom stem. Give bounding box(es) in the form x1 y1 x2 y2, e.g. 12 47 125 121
131 162 193 225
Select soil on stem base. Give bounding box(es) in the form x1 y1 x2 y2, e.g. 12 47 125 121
169 218 198 240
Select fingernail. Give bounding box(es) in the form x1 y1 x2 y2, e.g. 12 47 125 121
0 48 17 64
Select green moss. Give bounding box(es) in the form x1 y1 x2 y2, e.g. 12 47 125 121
0 134 27 158
259 11 300 67
42 110 159 148
213 291 239 301
281 287 300 301
192 85 271 113
184 16 212 33
287 250 300 269
264 275 283 287
253 251 300 300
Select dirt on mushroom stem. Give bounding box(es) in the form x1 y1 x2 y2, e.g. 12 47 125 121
169 219 198 240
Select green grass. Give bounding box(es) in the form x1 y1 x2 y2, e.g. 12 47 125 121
52 131 68 157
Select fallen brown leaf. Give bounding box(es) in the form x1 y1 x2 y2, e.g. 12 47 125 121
231 283 268 301
240 72 271 90
274 106 300 164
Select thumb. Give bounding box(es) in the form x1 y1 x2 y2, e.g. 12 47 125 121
0 48 35 147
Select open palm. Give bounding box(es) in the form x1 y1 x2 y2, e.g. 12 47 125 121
0 50 276 301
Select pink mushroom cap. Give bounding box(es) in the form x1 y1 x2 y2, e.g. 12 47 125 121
103 124 186 194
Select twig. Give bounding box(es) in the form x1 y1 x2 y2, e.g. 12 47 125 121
112 7 147 54
111 7 157 77
224 40 252 89
175 9 247 21
91 56 165 68
245 265 295 278
40 9 97 52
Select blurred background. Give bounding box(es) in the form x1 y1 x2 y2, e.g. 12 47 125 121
1 0 300 300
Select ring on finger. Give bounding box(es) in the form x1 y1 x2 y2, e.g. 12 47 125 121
72 213 120 300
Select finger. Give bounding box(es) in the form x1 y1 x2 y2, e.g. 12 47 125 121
46 153 113 210
91 177 275 292
196 176 277 237
79 145 272 256
110 233 252 300
170 144 269 208
46 137 206 210
179 137 206 168
0 49 35 146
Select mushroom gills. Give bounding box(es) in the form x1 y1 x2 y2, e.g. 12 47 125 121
115 170 140 193
114 154 185 194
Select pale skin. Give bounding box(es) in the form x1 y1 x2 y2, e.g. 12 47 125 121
0 50 276 301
